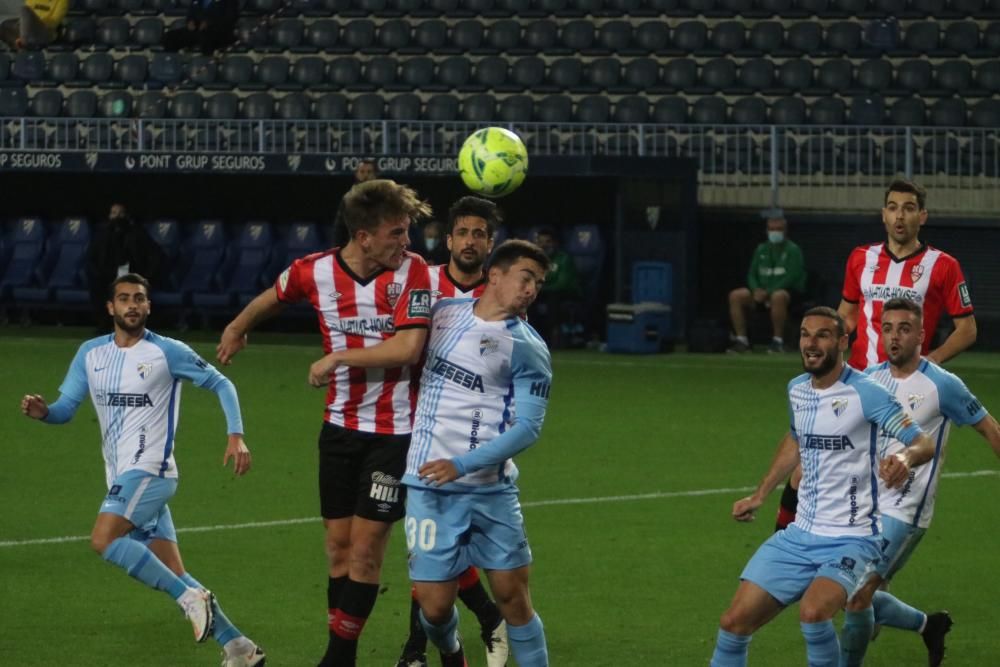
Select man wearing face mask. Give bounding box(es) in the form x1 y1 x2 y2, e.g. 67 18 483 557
727 209 806 354
420 220 451 266
87 203 166 332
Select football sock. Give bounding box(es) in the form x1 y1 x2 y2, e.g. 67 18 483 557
772 336 784 345
457 567 501 631
419 605 461 655
801 620 839 667
710 628 751 667
839 607 874 667
328 575 348 615
181 572 242 646
734 335 749 345
403 593 428 654
872 591 926 632
101 537 187 600
775 479 798 531
321 579 379 666
508 613 549 667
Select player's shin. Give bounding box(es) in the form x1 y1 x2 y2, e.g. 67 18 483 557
872 590 926 631
507 613 549 667
839 607 874 667
419 605 461 654
101 537 188 599
710 628 751 667
801 620 839 667
320 579 379 666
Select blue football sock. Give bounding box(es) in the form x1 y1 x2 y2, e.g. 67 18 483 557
801 620 839 667
839 607 874 667
873 591 926 632
507 614 549 667
419 606 460 654
101 537 187 600
181 572 243 646
710 628 751 667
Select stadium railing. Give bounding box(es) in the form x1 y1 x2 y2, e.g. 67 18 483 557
2 117 998 213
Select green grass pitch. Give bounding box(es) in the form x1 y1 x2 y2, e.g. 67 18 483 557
1 329 998 666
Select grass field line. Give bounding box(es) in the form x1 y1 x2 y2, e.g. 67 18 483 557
2 470 996 549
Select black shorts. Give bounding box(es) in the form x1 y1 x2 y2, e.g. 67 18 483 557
317 422 409 522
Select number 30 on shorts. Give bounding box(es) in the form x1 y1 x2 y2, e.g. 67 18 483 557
405 517 437 551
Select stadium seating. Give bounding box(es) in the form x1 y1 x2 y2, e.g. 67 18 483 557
1 218 47 303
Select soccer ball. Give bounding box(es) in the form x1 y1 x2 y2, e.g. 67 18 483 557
457 127 528 198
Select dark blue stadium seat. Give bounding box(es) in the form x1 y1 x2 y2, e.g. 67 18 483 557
116 54 148 87
48 53 80 86
178 220 226 304
889 96 926 125
810 96 846 124
272 18 305 50
63 16 97 45
31 89 63 117
691 96 727 124
498 94 534 121
652 95 687 123
146 219 184 306
633 21 670 53
928 97 967 126
661 57 697 91
672 20 707 53
0 217 46 302
66 90 98 118
44 218 92 307
462 92 496 121
378 18 412 50
133 17 163 47
919 135 961 174
196 221 274 309
257 55 290 88
98 17 132 48
850 95 885 124
785 21 822 54
305 19 339 50
731 96 768 124
565 224 604 299
13 52 45 83
148 52 183 87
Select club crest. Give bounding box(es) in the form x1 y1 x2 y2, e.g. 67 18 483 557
908 393 925 411
910 264 925 284
137 362 153 380
386 282 403 307
479 335 499 357
832 398 849 417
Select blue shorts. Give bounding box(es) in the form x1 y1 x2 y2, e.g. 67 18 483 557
99 469 179 544
741 524 882 605
405 485 532 582
876 514 926 580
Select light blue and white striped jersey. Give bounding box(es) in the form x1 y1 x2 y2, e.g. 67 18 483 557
405 298 552 493
866 358 987 528
53 330 243 488
789 365 923 537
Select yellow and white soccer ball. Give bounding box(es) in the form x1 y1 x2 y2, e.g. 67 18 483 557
457 127 528 198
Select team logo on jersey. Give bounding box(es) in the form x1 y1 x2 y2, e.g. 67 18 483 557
328 291 342 301
136 362 153 379
910 264 925 284
832 398 849 417
386 282 403 307
479 335 499 356
907 393 925 410
958 282 972 308
408 289 432 318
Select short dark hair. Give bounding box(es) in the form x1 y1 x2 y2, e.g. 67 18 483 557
802 306 846 337
486 239 550 274
108 273 150 299
447 196 500 237
883 297 923 320
885 179 926 210
341 179 432 236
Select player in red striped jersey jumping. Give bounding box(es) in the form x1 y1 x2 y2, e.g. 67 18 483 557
217 180 433 667
774 179 978 533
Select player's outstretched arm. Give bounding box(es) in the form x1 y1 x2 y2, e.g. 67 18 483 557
217 287 286 365
733 431 800 522
971 414 1000 458
21 394 49 420
223 433 252 476
927 315 977 365
308 327 428 387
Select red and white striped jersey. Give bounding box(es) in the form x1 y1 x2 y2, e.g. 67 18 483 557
842 243 973 370
428 264 485 304
275 249 431 435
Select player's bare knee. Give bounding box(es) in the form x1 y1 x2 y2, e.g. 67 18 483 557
798 604 833 624
729 288 750 305
719 608 753 635
420 600 454 624
90 531 113 555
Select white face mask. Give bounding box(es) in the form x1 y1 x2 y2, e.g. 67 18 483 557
425 238 439 251
768 231 785 244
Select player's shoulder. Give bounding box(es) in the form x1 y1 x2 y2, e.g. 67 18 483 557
849 242 882 257
787 372 811 391
76 333 114 356
403 250 429 268
918 358 964 391
863 361 891 376
510 318 551 359
292 249 335 267
143 330 192 355
926 245 962 267
433 296 475 316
